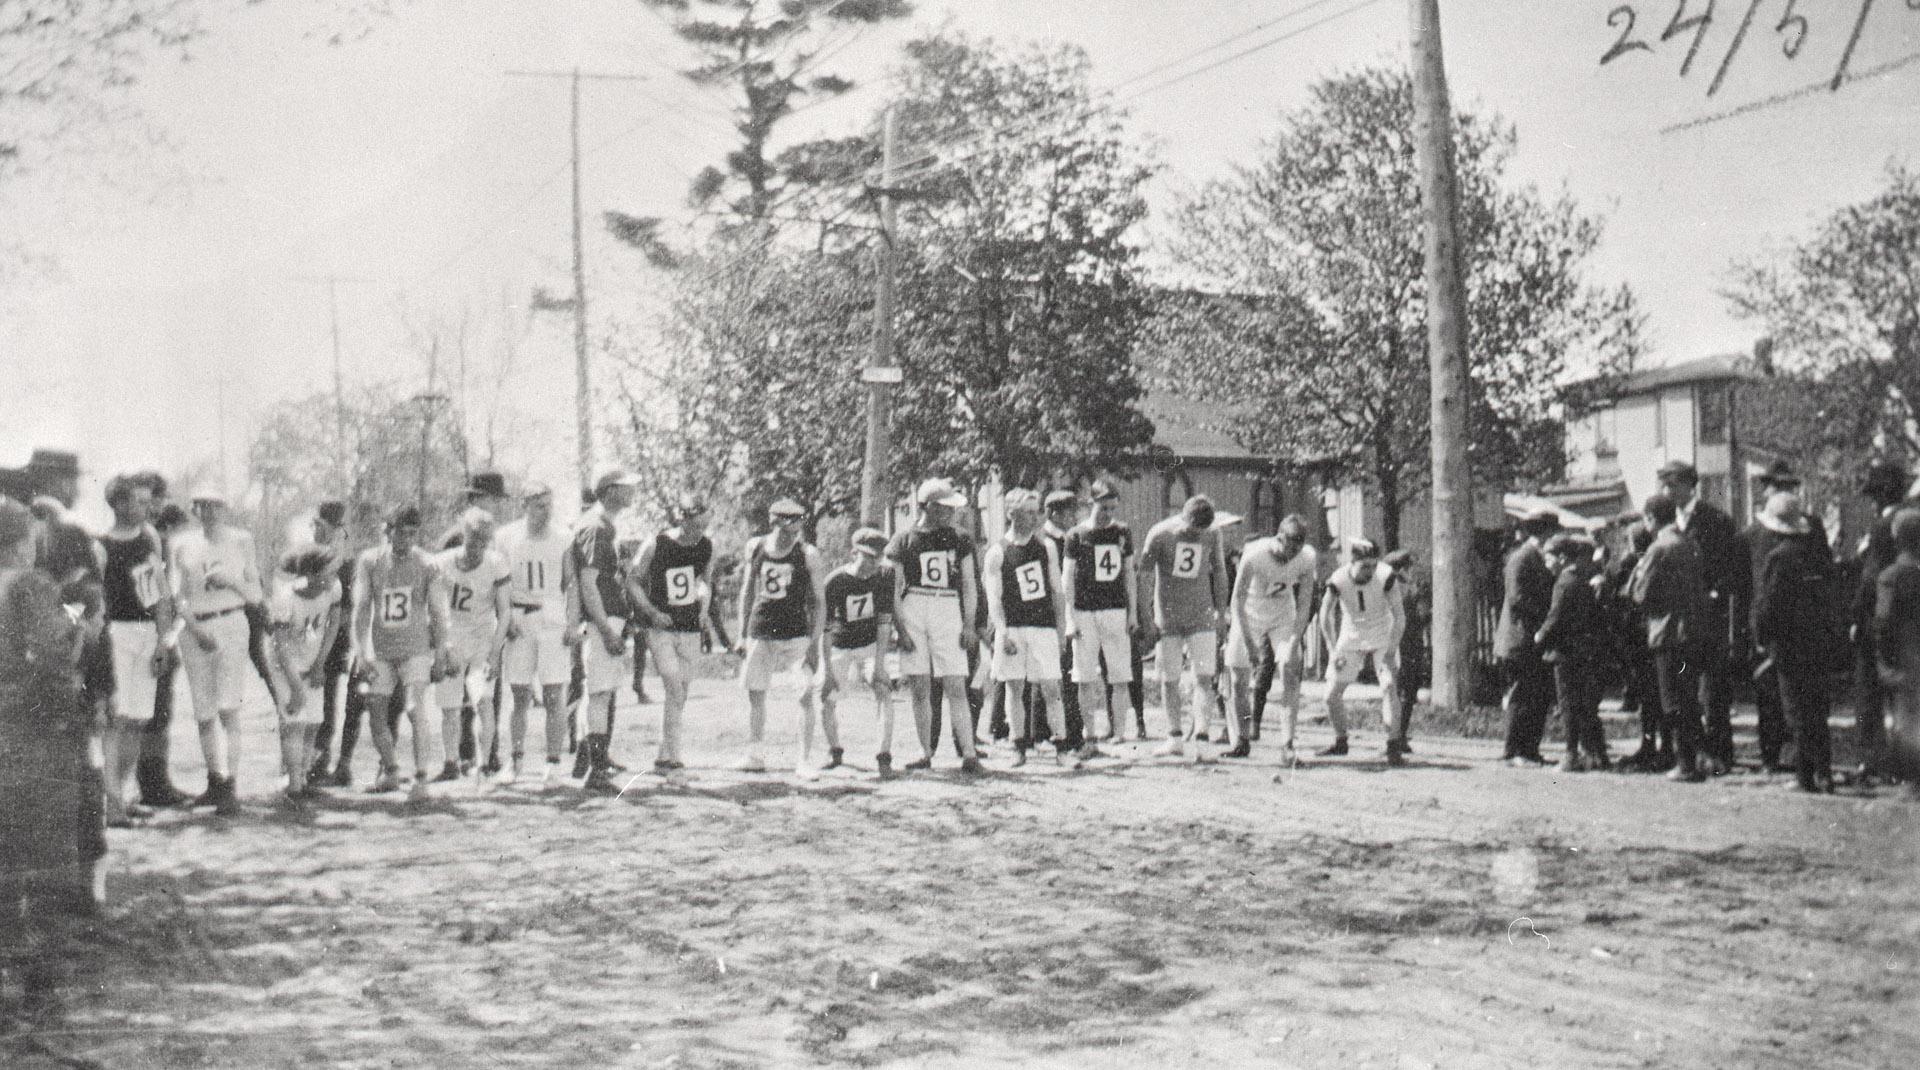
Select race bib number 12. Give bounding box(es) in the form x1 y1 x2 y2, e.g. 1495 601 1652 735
1171 543 1202 579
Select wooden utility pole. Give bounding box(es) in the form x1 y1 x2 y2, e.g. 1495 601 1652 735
1409 0 1477 712
293 274 369 486
859 106 901 528
506 67 651 491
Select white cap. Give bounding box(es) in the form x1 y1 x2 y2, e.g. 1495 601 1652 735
916 478 966 508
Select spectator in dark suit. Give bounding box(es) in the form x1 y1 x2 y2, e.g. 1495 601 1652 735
1537 533 1609 772
1740 465 1833 773
1631 492 1709 782
1656 460 1745 773
1872 508 1920 793
1606 522 1668 770
1853 461 1909 782
1495 510 1560 766
1751 492 1840 793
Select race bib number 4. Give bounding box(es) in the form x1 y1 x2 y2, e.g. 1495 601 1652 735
918 550 951 588
1171 542 1202 579
1014 560 1046 602
760 562 794 601
844 592 874 622
1092 543 1122 583
378 587 412 626
664 565 698 606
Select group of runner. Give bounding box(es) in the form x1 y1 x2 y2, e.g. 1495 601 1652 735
78 462 1411 812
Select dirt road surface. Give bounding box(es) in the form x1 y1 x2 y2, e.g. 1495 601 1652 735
6 674 1917 1069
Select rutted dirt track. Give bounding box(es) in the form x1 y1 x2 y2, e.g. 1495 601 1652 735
6 681 1918 1069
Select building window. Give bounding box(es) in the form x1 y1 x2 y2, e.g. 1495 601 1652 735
1593 408 1618 458
1653 397 1666 448
1697 384 1729 446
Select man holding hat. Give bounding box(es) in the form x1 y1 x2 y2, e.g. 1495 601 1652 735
168 485 264 815
1494 509 1560 766
629 495 719 772
1751 491 1841 792
819 527 907 777
735 498 827 775
1739 469 1834 773
887 478 985 773
1655 460 1745 773
495 482 576 786
571 466 640 793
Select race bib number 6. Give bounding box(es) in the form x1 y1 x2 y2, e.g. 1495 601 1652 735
1093 543 1122 583
919 550 951 588
664 565 697 606
1171 543 1202 579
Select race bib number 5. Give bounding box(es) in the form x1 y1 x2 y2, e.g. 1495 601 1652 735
918 550 951 588
664 565 698 606
1092 543 1122 583
1014 560 1046 601
378 587 412 626
1171 542 1202 579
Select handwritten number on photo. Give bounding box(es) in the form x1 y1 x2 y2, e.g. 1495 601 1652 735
1777 0 1809 59
1662 0 1718 78
1603 5 1654 64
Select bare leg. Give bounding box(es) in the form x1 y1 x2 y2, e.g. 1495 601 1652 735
941 676 978 758
366 692 400 772
540 684 566 763
908 676 935 760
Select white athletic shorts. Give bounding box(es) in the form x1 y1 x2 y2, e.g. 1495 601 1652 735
179 610 251 723
819 643 886 693
367 653 433 696
582 616 632 694
898 592 966 678
505 611 570 689
1330 637 1399 685
1156 629 1218 682
435 633 497 708
992 626 1063 682
646 629 705 682
743 636 811 692
107 621 162 723
1224 618 1303 671
1069 609 1132 684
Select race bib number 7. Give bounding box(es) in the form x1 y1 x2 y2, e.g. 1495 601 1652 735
664 565 697 606
844 592 874 622
1171 543 1202 579
378 587 412 626
918 551 951 588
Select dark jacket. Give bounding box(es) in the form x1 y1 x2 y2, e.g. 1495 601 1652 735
1493 540 1553 659
1631 525 1704 650
1855 507 1899 635
1678 499 1743 642
1740 519 1831 638
1753 533 1838 669
1875 553 1920 685
1536 564 1604 663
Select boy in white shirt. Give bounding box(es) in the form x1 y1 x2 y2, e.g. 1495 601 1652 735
269 546 343 802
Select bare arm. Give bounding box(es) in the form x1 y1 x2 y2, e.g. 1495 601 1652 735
1045 541 1067 635
737 540 759 648
628 541 670 628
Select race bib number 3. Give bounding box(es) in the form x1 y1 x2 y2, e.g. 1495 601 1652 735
918 551 951 588
664 565 698 606
1093 544 1122 584
378 587 412 626
1171 542 1202 579
844 592 874 622
760 562 794 601
1014 560 1046 602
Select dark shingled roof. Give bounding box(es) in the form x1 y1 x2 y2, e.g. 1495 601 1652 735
1613 354 1752 396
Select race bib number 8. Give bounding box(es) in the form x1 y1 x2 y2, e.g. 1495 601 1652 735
1171 543 1202 579
845 592 874 622
919 550 951 588
132 560 165 609
1093 544 1122 583
664 565 697 606
1014 560 1046 601
760 562 794 600
378 588 412 626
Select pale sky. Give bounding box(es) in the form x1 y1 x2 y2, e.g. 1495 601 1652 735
4 0 1917 529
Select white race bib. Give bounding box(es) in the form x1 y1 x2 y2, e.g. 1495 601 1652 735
664 565 698 606
1093 543 1122 583
1014 560 1046 602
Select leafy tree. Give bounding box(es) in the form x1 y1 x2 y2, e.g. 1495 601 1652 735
1153 66 1641 548
884 33 1157 487
1724 163 1920 464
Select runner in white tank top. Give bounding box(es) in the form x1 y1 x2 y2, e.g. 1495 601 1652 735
1316 538 1410 766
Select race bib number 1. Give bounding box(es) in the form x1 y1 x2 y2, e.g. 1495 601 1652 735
664 565 697 606
378 587 412 626
1171 542 1202 579
919 551 951 588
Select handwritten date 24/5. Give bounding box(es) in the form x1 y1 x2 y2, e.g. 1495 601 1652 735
1602 0 1919 96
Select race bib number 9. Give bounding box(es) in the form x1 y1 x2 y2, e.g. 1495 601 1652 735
132 560 165 609
844 592 874 622
1093 544 1122 584
1014 560 1046 601
378 587 412 626
1171 543 1202 579
918 551 951 588
664 565 697 606
760 562 794 601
